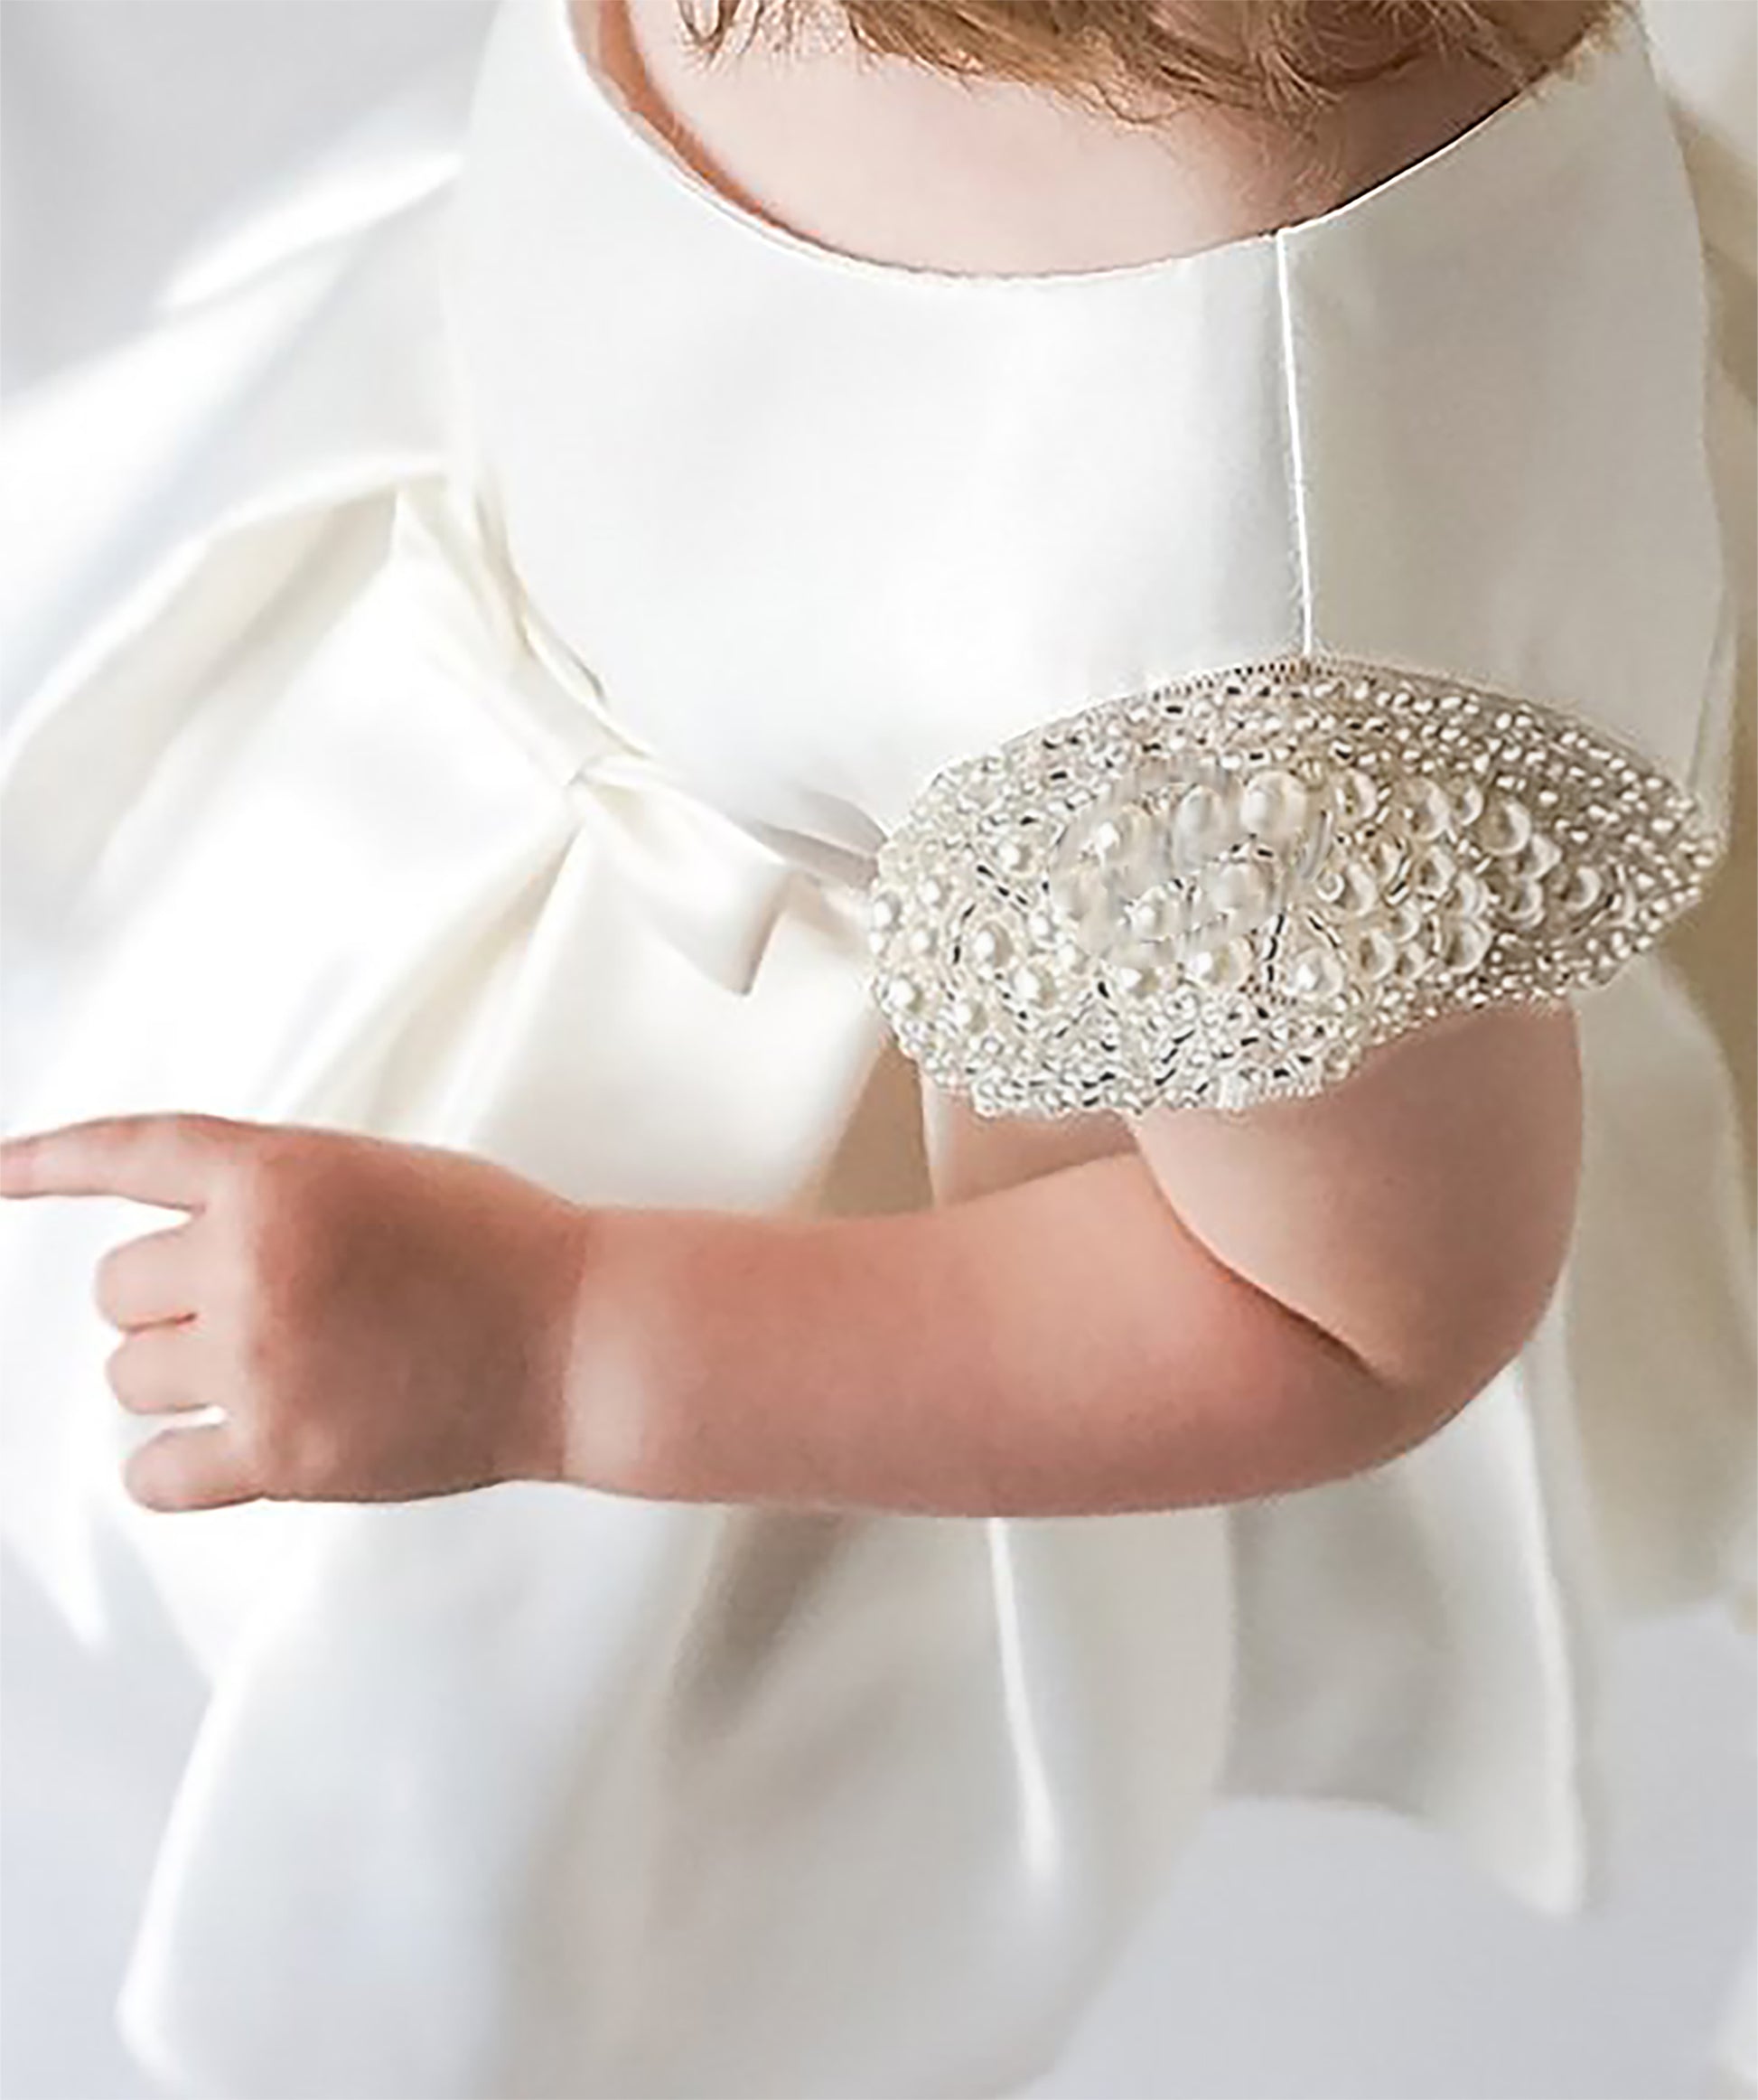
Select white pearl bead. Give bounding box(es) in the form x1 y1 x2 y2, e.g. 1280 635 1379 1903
1174 783 1239 862
1062 799 1153 877
1363 838 1403 886
1239 769 1311 844
1478 796 1533 858
1437 918 1492 974
1107 809 1148 862
1126 891 1185 942
1183 936 1252 994
1406 779 1453 841
1349 927 1398 982
1505 877 1548 928
968 921 1012 969
1109 938 1166 998
1333 859 1379 918
1409 844 1456 899
1557 863 1604 914
1332 768 1379 826
1203 859 1274 923
1288 945 1346 1001
1512 831 1561 879
1449 779 1485 827
1046 866 1084 913
1450 870 1491 919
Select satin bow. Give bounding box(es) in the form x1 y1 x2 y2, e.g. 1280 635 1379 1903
394 479 809 997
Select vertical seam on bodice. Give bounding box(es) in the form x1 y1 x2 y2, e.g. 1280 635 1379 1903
1273 229 1314 657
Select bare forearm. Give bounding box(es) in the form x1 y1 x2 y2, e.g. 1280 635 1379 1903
561 1008 1582 1518
563 1149 1414 1518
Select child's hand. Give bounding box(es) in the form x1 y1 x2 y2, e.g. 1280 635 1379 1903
0 1114 591 1512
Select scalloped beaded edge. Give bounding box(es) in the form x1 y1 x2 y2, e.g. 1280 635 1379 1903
862 656 1725 1120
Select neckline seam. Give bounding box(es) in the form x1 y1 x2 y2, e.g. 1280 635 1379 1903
545 0 1642 295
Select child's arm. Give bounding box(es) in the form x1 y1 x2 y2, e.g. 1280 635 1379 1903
0 1003 1579 1517
561 1002 1582 1515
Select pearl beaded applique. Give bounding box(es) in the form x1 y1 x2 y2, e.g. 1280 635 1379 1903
865 659 1722 1119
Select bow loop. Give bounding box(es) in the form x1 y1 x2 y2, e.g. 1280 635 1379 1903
393 480 800 996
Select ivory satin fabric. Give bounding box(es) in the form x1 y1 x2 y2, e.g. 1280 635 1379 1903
0 1 1753 2094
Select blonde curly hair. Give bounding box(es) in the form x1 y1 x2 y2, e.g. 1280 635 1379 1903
683 0 1630 123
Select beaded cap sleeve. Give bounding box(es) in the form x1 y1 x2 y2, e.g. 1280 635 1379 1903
866 658 1720 1117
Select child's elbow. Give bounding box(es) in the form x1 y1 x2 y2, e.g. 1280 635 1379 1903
1137 1002 1586 1487
1314 1007 1587 1469
1290 1203 1579 1488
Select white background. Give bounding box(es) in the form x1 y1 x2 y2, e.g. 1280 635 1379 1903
1 5 1753 2097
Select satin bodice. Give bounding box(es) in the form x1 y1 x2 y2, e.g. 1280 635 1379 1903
447 0 1731 864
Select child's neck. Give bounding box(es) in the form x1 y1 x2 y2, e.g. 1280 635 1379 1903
578 0 1609 277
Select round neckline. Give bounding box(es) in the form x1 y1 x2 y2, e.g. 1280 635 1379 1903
547 0 1634 294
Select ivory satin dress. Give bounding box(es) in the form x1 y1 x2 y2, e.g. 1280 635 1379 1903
0 1 1753 2094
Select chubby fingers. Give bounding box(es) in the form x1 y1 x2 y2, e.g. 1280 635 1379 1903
0 1112 300 1514
103 1318 264 1511
103 1326 263 1509
104 1323 209 1416
124 1423 263 1513
93 1222 202 1331
0 1111 248 1210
